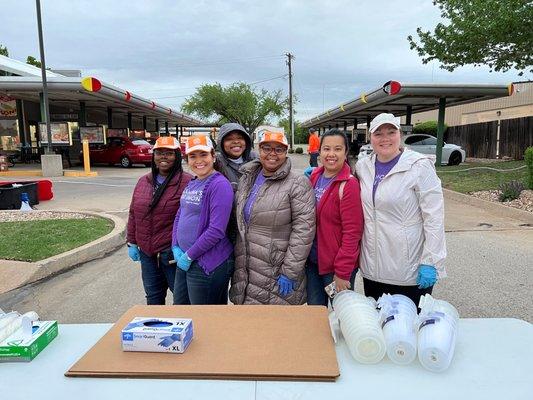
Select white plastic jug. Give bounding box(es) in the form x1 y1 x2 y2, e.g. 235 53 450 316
417 294 459 372
378 294 418 365
332 291 386 364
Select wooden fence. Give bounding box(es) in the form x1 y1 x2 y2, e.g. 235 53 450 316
444 116 533 159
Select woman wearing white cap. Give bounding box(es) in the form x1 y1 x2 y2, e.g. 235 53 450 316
171 135 234 305
355 113 446 306
230 131 315 305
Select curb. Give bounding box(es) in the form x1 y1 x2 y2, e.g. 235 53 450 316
443 189 533 224
0 210 126 294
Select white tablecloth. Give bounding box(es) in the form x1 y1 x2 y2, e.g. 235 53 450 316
1 318 531 400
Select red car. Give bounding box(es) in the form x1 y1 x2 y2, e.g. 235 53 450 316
82 137 153 168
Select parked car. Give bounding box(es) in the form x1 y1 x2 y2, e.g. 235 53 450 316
357 134 466 165
81 137 153 168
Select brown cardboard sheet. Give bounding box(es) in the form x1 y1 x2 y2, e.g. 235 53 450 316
65 305 339 381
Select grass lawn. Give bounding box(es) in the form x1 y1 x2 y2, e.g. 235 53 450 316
0 217 114 262
436 160 528 194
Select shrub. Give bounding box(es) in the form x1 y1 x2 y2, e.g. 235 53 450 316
288 148 295 154
525 146 533 189
498 180 524 202
295 147 303 154
412 120 447 136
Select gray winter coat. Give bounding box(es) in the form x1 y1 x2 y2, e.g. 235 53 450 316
216 123 258 190
229 158 316 305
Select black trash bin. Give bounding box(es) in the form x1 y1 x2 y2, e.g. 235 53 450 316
0 182 40 210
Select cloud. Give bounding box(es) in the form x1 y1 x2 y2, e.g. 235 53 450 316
1 0 527 122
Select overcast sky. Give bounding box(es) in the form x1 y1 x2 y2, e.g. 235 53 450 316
1 0 528 123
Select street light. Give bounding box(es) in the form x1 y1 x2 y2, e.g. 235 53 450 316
35 0 52 153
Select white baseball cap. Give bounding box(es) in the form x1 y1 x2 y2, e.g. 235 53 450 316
369 113 401 133
185 135 215 154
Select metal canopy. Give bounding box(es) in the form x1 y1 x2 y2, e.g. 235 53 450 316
0 76 202 126
301 80 514 128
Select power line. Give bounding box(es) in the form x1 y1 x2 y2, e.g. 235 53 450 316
151 74 289 100
152 93 193 100
250 74 288 85
171 54 285 68
293 75 314 121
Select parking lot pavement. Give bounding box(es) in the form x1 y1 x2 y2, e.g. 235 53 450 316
0 154 531 323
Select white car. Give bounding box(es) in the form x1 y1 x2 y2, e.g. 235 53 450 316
357 134 466 165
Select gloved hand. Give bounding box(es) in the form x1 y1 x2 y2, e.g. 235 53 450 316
177 252 193 272
277 274 295 296
304 166 315 178
416 264 438 289
172 245 184 262
128 244 140 262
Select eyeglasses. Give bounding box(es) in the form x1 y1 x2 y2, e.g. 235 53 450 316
154 150 175 157
260 145 286 155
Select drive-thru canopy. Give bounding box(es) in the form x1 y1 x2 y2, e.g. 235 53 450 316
0 76 202 127
301 80 514 164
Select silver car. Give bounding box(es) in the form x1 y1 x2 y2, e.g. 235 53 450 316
358 134 466 165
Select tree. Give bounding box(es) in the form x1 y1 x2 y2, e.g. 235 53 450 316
407 0 533 75
278 118 307 144
0 44 9 76
26 56 42 68
0 44 8 57
182 82 288 141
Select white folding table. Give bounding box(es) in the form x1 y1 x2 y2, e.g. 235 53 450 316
1 318 531 400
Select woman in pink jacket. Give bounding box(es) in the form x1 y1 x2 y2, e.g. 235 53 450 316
306 129 364 306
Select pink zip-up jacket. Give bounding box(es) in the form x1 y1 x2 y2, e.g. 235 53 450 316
310 163 364 280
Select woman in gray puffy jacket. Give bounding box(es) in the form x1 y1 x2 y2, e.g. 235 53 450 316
229 131 315 305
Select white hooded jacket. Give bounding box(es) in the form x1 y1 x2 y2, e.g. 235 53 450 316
355 149 447 286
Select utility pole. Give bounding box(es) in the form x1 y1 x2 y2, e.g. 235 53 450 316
36 0 52 153
285 52 294 149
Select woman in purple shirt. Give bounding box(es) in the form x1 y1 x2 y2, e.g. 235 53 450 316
171 135 234 305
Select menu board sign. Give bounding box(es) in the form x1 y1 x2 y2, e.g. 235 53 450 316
39 122 72 145
80 126 106 144
0 95 17 118
107 128 129 138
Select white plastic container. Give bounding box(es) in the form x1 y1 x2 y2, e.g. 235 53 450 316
333 291 386 364
378 294 418 365
417 295 459 372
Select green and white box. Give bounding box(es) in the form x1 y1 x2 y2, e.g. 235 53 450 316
0 320 58 362
121 317 193 353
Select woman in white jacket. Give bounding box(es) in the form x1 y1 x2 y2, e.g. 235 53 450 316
355 113 446 306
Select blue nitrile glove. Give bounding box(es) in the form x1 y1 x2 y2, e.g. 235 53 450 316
304 167 315 179
177 252 193 272
128 244 140 262
158 334 181 347
172 245 184 262
416 264 438 289
277 274 295 296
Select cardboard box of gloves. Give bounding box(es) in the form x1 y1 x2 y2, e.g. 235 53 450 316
121 317 193 353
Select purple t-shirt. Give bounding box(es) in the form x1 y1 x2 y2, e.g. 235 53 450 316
156 174 166 185
243 172 267 224
177 178 208 251
309 173 335 264
373 153 402 200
